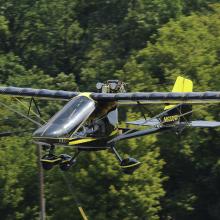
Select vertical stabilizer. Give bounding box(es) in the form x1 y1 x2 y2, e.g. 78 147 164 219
162 76 193 124
164 76 193 110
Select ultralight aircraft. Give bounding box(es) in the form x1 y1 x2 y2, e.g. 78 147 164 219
1 76 220 174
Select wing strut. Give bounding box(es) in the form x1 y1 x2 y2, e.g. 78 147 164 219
108 127 166 143
14 97 46 123
0 100 42 126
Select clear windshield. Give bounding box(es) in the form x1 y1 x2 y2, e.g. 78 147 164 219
33 96 95 138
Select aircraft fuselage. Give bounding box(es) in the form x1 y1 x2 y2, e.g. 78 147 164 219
33 94 119 150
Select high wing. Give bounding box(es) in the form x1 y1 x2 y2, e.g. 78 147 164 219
96 92 220 104
1 86 220 104
0 86 79 101
126 118 160 126
190 120 220 127
126 119 220 128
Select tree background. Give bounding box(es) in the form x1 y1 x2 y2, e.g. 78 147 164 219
0 1 220 219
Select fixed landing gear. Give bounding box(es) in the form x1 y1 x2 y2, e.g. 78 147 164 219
59 154 77 171
111 145 141 174
40 144 141 174
41 154 62 170
120 157 141 174
41 146 79 171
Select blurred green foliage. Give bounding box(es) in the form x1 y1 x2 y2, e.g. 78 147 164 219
0 1 220 219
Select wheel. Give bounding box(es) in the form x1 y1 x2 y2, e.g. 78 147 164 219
41 154 61 170
120 157 141 174
42 161 53 170
59 159 76 171
59 161 72 171
59 154 76 171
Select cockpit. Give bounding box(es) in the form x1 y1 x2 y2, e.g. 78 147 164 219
33 95 96 139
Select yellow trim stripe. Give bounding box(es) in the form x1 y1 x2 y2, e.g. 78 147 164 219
61 160 69 164
69 138 97 145
110 129 118 136
78 92 93 101
41 158 62 163
121 162 141 168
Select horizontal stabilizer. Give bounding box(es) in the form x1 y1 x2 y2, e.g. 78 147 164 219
126 118 160 127
190 120 220 127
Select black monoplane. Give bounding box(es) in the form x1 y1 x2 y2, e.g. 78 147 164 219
1 76 220 174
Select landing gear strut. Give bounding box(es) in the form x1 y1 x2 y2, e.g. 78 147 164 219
111 145 141 174
41 145 79 171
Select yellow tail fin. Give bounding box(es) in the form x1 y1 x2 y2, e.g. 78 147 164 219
164 76 193 110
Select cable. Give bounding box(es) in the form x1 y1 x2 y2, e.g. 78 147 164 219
60 171 88 220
